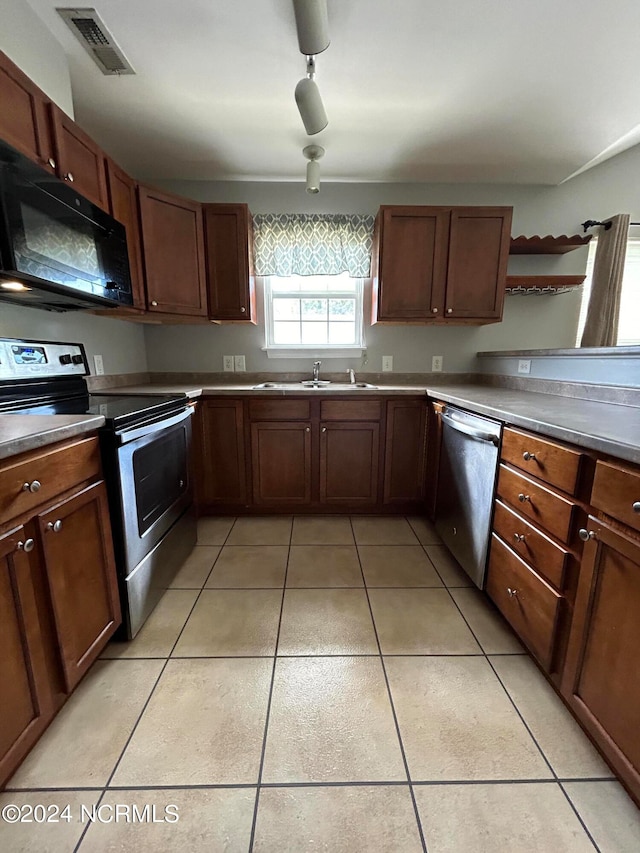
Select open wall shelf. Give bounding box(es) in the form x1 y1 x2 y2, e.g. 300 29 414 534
509 235 592 254
505 275 586 294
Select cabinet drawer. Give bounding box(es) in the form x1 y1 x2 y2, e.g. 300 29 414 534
591 459 640 533
493 500 569 590
248 399 310 420
497 464 576 543
0 437 101 522
487 534 561 670
320 400 382 421
501 427 583 495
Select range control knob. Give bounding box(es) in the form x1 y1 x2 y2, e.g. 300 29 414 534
71 354 84 365
59 353 72 365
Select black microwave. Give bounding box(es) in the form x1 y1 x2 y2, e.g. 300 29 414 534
0 140 133 311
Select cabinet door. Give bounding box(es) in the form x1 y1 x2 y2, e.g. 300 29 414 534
204 204 256 322
138 185 208 316
375 206 449 321
445 207 512 320
197 400 248 507
562 516 640 799
383 400 426 504
105 158 146 309
0 51 55 173
38 482 121 692
50 104 109 209
251 422 312 505
320 422 379 505
0 526 53 786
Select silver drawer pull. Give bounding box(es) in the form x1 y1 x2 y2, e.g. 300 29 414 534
65 172 74 182
507 587 518 598
513 533 525 542
522 451 536 461
578 528 598 542
518 493 530 503
633 502 640 514
22 480 41 493
431 308 438 314
240 306 246 313
47 520 63 533
17 539 35 553
151 300 158 307
47 157 56 169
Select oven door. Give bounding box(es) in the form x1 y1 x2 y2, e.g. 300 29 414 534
115 407 193 576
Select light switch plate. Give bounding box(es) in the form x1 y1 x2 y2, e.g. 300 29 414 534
518 359 532 374
432 355 443 372
223 355 234 372
93 354 104 375
234 355 246 372
382 355 393 372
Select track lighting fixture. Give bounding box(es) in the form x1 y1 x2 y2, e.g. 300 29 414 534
292 0 330 56
303 144 324 194
295 56 328 135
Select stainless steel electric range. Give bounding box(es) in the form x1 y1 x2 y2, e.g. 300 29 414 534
0 337 197 638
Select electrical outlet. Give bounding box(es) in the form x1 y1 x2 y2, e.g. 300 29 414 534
518 359 532 374
234 355 246 372
93 354 104 375
432 355 443 372
223 355 235 372
382 355 393 372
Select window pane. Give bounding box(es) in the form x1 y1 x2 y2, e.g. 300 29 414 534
329 298 355 320
271 279 301 293
273 322 301 344
301 298 327 320
301 322 328 344
618 239 640 345
273 298 300 321
329 322 356 344
298 277 328 292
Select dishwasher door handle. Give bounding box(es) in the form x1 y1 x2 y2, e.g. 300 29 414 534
441 412 500 446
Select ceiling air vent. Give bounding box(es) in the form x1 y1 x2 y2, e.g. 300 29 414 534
56 8 135 75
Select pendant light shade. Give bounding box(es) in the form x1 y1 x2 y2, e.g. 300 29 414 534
292 0 330 56
295 76 328 135
303 144 324 194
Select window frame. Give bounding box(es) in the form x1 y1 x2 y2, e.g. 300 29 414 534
263 274 366 359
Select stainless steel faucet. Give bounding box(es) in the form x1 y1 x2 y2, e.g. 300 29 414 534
347 368 356 385
313 361 321 381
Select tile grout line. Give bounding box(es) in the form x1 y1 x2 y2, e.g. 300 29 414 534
72 517 238 853
352 516 429 853
247 517 294 853
439 559 602 852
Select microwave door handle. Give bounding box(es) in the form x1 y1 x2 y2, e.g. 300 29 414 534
441 411 500 446
116 406 192 444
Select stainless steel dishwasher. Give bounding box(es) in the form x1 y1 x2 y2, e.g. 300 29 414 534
434 405 502 588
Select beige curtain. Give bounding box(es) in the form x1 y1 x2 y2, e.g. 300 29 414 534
580 213 630 347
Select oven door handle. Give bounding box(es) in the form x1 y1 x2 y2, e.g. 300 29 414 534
116 406 193 444
441 411 500 446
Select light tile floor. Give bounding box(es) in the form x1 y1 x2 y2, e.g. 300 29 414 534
2 514 639 852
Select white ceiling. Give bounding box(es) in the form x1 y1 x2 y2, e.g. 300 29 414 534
24 0 640 184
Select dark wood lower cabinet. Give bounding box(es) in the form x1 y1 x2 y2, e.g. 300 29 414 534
251 422 312 505
384 399 426 503
0 526 53 787
197 400 247 508
562 515 640 802
320 422 379 505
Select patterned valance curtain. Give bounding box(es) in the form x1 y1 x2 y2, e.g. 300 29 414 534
252 214 375 278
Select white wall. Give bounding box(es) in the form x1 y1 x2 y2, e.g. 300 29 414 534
0 3 148 376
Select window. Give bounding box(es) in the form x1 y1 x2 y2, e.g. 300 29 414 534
576 230 640 346
264 273 365 356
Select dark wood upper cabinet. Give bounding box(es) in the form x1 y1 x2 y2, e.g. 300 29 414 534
49 104 109 210
105 158 146 310
372 205 512 324
138 185 208 316
203 203 256 322
0 50 56 173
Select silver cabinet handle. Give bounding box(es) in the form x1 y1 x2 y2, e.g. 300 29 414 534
65 172 74 182
151 300 158 307
633 502 640 514
47 157 56 169
321 427 327 433
240 307 246 313
446 308 453 314
507 587 518 598
305 427 311 433
513 533 525 542
22 480 41 493
518 493 530 503
17 538 35 553
431 308 438 314
523 451 536 461
578 528 598 542
47 520 63 533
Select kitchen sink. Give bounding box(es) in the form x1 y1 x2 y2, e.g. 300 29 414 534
252 381 378 390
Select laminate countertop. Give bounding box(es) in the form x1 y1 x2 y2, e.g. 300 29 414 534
0 414 105 461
